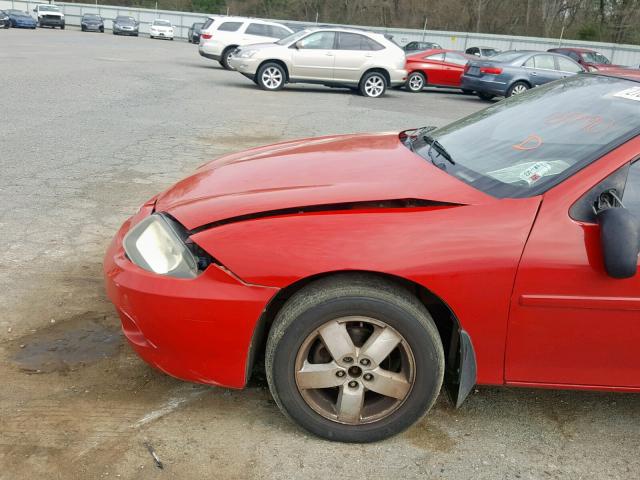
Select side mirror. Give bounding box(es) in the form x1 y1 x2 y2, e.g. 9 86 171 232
293 41 303 49
596 206 640 279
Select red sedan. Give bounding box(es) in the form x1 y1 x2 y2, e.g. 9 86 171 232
405 48 477 92
105 73 640 443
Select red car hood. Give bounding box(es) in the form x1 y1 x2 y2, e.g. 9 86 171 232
155 132 493 230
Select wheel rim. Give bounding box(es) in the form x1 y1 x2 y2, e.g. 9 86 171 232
364 75 385 97
261 67 283 89
226 51 236 70
512 84 528 95
409 74 423 91
294 316 415 425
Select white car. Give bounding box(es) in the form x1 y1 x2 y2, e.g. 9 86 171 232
33 4 64 29
149 19 174 40
198 16 293 69
228 28 407 97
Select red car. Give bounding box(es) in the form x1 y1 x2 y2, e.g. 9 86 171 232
404 48 477 92
548 47 622 71
105 73 640 443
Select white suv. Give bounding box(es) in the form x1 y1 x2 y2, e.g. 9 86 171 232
199 16 293 70
228 28 407 97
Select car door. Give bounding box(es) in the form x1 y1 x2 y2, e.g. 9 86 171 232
523 54 563 86
416 52 445 86
290 31 336 81
442 52 470 86
555 56 584 79
333 32 383 83
507 154 640 388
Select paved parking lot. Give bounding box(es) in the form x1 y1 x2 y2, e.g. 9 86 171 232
1 27 638 480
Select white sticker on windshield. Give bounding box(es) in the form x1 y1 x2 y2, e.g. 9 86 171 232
614 87 640 102
519 162 552 185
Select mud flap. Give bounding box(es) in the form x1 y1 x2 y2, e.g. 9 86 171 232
445 329 477 408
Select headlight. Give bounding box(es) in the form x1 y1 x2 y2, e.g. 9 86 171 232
237 49 257 59
123 214 199 278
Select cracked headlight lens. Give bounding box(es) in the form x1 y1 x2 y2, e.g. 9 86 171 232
123 214 198 278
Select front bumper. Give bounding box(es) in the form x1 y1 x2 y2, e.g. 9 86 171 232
151 30 174 38
13 20 37 28
83 23 103 31
228 56 260 74
39 17 64 26
461 75 508 96
114 28 138 35
104 203 278 388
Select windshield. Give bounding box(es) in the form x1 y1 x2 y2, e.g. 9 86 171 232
39 5 60 11
483 48 499 56
153 20 171 26
276 29 308 46
116 17 135 23
83 14 100 19
582 51 610 64
410 75 640 198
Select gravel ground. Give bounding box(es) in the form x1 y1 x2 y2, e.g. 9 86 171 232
1 27 638 480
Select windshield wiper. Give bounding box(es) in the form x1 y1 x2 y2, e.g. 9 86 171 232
403 126 437 152
423 134 455 165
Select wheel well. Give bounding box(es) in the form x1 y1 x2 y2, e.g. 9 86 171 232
222 45 238 55
257 59 289 81
361 68 391 86
246 270 472 404
510 79 531 89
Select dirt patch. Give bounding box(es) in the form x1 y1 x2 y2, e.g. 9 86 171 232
10 311 122 374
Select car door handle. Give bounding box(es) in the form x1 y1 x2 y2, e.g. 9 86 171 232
325 52 334 56
530 71 537 76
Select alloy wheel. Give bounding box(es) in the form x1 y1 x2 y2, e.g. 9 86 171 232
294 316 415 425
511 84 528 95
364 75 385 97
261 67 283 89
408 74 424 91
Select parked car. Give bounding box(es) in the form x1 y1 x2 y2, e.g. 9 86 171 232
199 17 293 70
105 71 640 443
112 16 139 36
461 50 585 100
465 46 501 57
548 47 621 71
187 22 203 43
6 10 36 29
81 13 104 33
33 4 64 29
403 41 442 53
405 49 477 93
149 19 174 40
229 28 407 97
0 10 10 28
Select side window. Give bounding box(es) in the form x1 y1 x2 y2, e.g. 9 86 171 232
534 55 556 70
217 21 242 32
557 56 583 73
297 31 335 49
245 23 269 36
270 26 291 39
524 57 535 68
363 37 384 51
337 32 366 50
445 53 468 66
424 52 445 61
624 161 640 217
406 42 417 49
201 18 214 30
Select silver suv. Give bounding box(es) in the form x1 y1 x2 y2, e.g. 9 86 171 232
228 28 407 97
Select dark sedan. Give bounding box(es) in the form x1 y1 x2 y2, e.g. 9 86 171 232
461 50 585 100
187 22 203 43
112 16 138 36
403 41 442 54
0 10 10 28
81 13 104 32
6 10 36 29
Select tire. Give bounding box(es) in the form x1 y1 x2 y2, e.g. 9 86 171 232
220 47 236 70
506 81 529 97
61 24 65 30
461 89 474 95
265 274 445 443
359 71 387 98
406 71 425 92
170 37 174 41
477 92 495 101
112 30 116 35
256 62 286 91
